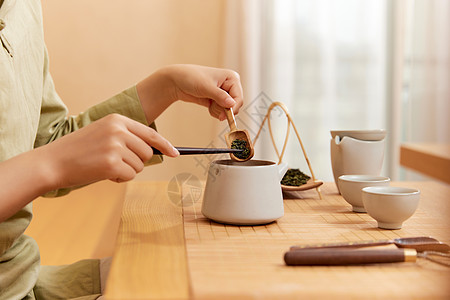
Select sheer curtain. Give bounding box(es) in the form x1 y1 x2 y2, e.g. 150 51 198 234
403 0 450 143
260 0 387 181
401 0 450 179
224 0 449 182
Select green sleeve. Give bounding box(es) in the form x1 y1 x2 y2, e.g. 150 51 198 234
35 49 162 197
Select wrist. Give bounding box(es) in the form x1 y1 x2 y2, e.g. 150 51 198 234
153 66 180 103
0 147 65 222
136 67 177 123
31 146 63 194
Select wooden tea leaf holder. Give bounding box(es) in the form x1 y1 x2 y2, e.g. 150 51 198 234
253 101 322 199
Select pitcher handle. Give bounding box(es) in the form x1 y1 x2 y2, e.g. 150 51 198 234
277 162 289 181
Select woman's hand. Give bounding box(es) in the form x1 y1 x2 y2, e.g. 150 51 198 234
136 64 244 123
42 114 179 187
0 114 178 222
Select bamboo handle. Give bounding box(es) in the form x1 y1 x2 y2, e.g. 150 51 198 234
284 249 417 266
225 108 238 132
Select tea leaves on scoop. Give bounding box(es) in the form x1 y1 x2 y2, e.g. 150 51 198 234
230 139 251 159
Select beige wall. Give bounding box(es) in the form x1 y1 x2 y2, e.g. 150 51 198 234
42 0 229 181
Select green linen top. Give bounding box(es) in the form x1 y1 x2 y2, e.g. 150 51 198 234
0 0 162 298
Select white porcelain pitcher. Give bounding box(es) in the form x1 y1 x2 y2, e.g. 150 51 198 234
202 159 288 225
330 130 386 192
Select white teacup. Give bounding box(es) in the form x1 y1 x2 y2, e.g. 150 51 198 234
330 129 386 192
201 159 288 225
338 175 390 213
362 186 420 230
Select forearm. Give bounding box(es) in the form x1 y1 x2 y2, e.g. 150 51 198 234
0 148 55 222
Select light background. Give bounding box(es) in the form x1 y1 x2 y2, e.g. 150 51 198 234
42 0 449 183
42 0 230 181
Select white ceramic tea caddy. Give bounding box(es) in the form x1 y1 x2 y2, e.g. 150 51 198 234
201 159 288 225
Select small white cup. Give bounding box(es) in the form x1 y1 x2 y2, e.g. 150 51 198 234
338 175 390 212
362 186 420 230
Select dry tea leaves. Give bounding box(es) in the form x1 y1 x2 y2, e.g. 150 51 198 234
281 168 311 186
231 139 250 159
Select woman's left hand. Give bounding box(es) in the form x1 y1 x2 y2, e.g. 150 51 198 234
137 64 244 123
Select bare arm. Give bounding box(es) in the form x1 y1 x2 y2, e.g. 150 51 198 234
0 146 54 222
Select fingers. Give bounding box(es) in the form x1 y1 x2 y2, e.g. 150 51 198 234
219 73 244 114
103 115 178 182
205 85 236 108
41 114 179 189
200 71 244 120
208 102 227 121
184 96 228 122
124 117 179 158
199 69 243 108
121 144 146 173
110 162 138 183
168 65 244 120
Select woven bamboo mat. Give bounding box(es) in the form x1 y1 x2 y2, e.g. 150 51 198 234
183 182 450 300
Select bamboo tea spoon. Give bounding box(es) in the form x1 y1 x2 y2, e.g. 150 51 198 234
151 147 244 155
290 236 450 253
224 108 254 162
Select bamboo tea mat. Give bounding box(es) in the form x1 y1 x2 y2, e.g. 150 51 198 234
184 182 450 299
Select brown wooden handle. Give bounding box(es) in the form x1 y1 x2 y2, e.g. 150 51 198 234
225 108 238 132
290 240 392 251
284 249 417 266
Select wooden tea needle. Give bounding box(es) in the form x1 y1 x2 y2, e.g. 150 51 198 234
224 108 254 162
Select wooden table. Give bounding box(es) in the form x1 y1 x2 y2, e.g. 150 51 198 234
400 143 450 184
25 181 126 265
104 181 450 300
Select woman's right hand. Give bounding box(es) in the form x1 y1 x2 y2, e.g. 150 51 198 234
0 114 178 222
41 113 179 188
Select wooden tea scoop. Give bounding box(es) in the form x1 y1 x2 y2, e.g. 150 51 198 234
284 248 418 266
151 147 243 155
290 236 450 253
224 108 254 162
